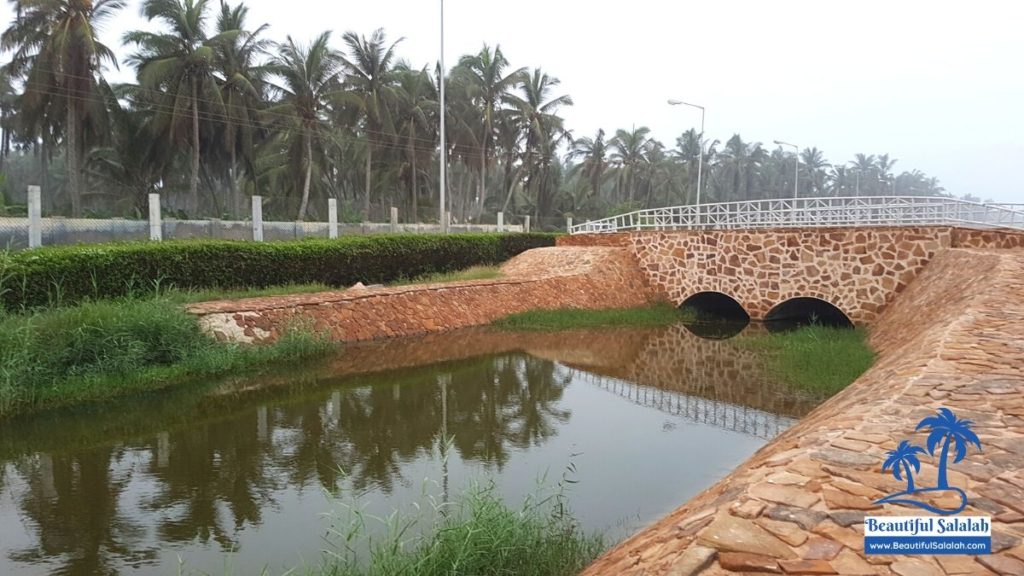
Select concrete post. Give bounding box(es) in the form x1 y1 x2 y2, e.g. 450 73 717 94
566 216 573 232
28 185 41 248
524 215 531 234
328 198 338 239
497 211 504 233
148 193 162 241
390 206 399 233
251 195 264 242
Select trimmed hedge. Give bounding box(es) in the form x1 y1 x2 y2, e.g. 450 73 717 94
0 233 558 310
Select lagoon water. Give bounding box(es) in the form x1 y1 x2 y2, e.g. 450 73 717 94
0 324 818 575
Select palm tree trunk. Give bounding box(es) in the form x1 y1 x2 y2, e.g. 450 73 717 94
937 436 952 489
66 96 81 217
362 142 372 221
190 82 200 215
902 461 915 492
229 145 239 219
409 136 418 223
478 142 486 219
298 132 312 221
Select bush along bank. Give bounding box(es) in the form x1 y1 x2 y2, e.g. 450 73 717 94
0 233 557 310
0 296 334 420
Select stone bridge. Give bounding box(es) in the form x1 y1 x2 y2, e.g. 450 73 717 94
560 226 1024 325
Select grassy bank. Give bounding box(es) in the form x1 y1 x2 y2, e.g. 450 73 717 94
0 297 333 419
322 483 603 576
398 265 503 286
739 325 876 397
492 302 692 331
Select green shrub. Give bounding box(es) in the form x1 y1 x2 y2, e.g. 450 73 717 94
0 296 333 418
1 233 557 310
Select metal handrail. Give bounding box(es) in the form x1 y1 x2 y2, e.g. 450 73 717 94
570 196 1024 234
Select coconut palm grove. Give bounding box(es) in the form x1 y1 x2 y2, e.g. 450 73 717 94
0 0 965 226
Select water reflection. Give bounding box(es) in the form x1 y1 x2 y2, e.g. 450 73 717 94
0 324 818 576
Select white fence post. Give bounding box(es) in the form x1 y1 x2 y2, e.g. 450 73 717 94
328 198 338 239
566 216 573 232
390 206 399 233
28 185 41 249
251 195 264 242
148 193 162 241
497 212 504 233
524 215 531 233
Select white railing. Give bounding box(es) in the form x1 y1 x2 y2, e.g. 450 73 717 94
570 196 1024 234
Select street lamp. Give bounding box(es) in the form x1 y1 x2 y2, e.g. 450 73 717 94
668 99 705 208
774 140 799 198
438 0 447 230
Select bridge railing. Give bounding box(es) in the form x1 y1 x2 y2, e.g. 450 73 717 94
570 196 1024 234
580 370 796 439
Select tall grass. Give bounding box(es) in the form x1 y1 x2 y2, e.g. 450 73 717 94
738 325 876 397
492 302 693 332
0 296 333 419
321 475 603 576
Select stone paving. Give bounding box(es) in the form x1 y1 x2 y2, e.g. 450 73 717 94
580 248 1024 575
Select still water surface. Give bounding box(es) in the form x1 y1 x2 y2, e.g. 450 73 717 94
0 324 819 575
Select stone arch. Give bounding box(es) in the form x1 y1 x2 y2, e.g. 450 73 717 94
765 297 854 330
680 291 751 323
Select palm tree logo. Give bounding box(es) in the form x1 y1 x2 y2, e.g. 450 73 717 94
882 441 927 493
874 408 981 515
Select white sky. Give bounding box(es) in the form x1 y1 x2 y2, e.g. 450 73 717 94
3 0 1023 202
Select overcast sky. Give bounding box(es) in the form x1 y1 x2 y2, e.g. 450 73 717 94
3 0 1022 202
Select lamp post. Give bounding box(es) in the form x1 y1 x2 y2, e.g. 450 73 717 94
438 0 447 230
774 140 799 198
667 99 705 209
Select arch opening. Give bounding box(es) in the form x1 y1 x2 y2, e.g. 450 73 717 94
680 292 750 340
764 297 853 332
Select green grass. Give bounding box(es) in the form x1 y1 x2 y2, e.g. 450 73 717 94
738 325 876 397
321 482 604 576
163 283 333 304
395 265 503 286
492 302 693 332
0 296 334 419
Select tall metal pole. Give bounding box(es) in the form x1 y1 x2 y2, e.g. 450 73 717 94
668 100 705 209
438 0 447 230
696 107 704 208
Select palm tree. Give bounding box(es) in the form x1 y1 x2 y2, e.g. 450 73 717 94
393 64 436 221
568 129 608 201
125 0 237 214
800 147 829 197
882 440 927 493
506 68 572 219
916 408 981 490
2 0 126 216
673 128 704 204
453 45 524 217
341 28 401 221
213 1 269 216
264 32 344 221
609 126 651 203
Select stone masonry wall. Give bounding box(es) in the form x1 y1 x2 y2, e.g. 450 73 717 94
560 226 1024 324
187 246 660 344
